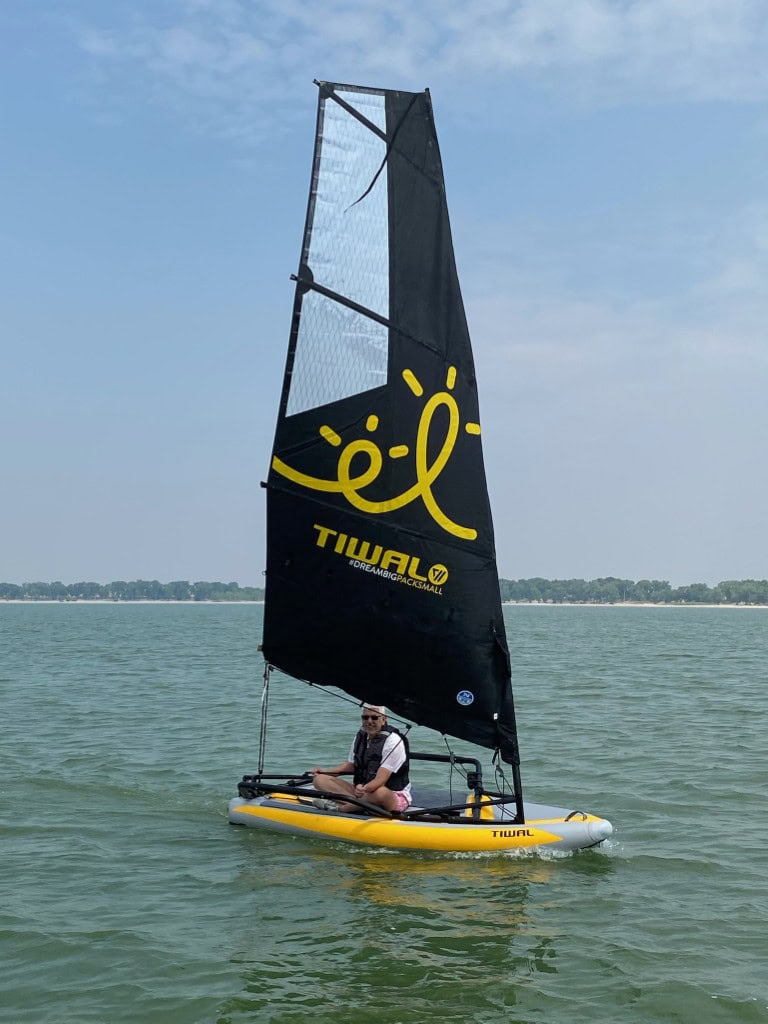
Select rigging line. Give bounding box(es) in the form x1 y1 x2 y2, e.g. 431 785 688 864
346 92 421 210
492 747 508 791
257 663 272 776
442 735 469 805
269 674 413 732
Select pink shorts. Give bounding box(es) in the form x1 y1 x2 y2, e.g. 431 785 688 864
393 790 412 812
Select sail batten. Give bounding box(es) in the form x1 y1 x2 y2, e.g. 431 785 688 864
323 86 388 142
264 83 521 768
291 273 448 361
291 274 392 330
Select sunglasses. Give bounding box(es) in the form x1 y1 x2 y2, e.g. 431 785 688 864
361 714 382 721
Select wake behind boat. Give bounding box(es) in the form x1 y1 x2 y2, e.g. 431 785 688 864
229 81 613 854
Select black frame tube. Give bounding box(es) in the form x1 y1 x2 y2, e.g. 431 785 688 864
237 749 524 824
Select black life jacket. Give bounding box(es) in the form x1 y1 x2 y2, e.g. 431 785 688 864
352 726 410 791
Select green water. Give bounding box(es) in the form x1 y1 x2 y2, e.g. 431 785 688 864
2 604 766 1023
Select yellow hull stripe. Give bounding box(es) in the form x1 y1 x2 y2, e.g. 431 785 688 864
232 804 564 851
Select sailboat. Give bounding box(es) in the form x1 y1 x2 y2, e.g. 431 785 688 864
228 81 613 853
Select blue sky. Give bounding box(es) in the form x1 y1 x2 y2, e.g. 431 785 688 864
2 0 767 586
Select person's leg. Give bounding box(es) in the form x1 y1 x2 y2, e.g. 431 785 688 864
363 787 401 813
313 770 354 794
312 773 355 799
313 778 405 816
312 774 371 813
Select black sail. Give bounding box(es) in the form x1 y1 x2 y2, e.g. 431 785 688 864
262 82 520 767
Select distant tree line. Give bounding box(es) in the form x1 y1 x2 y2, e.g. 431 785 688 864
0 580 265 601
498 577 768 605
2 577 768 605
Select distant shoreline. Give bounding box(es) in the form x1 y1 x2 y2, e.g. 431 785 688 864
5 577 766 605
0 599 264 605
504 601 768 609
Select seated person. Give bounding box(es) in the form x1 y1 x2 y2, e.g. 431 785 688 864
311 703 411 813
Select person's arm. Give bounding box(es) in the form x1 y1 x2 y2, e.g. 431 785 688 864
356 765 392 794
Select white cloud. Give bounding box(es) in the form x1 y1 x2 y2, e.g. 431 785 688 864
78 29 120 57
455 187 768 372
453 201 768 461
442 0 768 101
702 205 768 294
73 0 768 143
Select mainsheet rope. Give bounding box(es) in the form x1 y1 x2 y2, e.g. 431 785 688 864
264 665 414 731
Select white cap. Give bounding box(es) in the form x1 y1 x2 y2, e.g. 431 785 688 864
362 703 387 715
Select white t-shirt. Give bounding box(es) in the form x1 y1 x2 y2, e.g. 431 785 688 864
348 730 412 799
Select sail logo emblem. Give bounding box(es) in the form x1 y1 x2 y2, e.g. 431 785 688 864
312 524 448 597
456 690 474 706
273 367 480 541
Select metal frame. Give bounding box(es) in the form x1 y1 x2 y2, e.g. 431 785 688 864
237 750 523 824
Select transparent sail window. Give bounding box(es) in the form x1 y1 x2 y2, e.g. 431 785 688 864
286 89 389 416
287 290 388 415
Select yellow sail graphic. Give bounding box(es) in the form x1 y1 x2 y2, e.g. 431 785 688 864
272 367 481 541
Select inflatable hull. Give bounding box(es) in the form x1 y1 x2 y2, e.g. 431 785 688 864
228 792 613 854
